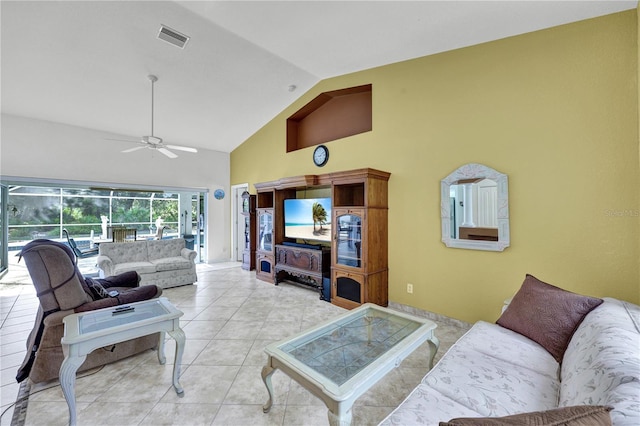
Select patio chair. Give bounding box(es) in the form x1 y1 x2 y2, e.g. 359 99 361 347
16 239 162 384
63 228 99 258
112 227 137 242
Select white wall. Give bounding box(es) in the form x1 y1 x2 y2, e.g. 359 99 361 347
0 113 231 263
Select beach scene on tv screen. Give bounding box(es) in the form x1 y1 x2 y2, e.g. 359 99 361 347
284 198 332 242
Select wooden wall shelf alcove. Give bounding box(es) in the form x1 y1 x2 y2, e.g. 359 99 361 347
287 84 372 152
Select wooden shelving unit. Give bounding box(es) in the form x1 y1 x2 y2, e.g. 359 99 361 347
254 188 275 282
253 168 390 309
330 169 390 309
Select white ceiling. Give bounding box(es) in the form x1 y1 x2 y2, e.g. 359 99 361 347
2 1 636 154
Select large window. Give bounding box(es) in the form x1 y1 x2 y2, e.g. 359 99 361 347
7 186 182 243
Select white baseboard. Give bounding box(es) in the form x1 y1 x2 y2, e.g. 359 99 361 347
388 301 472 329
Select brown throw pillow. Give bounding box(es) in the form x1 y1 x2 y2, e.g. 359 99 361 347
496 274 603 362
440 405 612 426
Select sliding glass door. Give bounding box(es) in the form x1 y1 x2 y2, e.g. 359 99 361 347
0 181 208 274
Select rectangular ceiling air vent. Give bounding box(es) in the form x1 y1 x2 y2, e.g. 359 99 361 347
158 25 190 49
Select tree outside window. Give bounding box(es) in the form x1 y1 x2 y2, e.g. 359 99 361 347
7 187 180 243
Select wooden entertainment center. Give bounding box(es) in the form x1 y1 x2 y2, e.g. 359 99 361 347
254 168 390 309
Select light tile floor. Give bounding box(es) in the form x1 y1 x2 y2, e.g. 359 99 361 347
1 262 470 426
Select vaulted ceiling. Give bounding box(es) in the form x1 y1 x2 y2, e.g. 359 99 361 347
2 1 636 154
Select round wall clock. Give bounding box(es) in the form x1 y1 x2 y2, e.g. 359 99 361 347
214 189 225 200
313 145 329 167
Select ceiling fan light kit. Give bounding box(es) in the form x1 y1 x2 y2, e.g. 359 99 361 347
115 74 199 159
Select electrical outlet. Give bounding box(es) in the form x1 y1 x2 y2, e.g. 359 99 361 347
407 283 414 294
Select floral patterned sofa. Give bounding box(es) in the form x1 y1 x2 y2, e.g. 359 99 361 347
381 275 640 425
97 238 197 289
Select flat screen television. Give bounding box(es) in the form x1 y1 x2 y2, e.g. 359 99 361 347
284 198 332 243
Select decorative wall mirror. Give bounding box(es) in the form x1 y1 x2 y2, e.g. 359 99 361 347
441 163 510 252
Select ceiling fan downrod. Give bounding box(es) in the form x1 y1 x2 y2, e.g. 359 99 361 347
114 74 197 158
148 75 158 138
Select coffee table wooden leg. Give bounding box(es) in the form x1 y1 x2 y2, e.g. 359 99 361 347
261 364 276 413
427 336 440 369
60 353 87 426
168 328 185 396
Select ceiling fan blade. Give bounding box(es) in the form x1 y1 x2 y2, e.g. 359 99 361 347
166 144 198 153
158 147 178 159
122 146 146 153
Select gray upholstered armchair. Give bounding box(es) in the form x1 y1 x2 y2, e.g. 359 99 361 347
16 239 163 384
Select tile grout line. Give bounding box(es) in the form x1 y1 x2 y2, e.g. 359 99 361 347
0 291 24 330
5 266 469 425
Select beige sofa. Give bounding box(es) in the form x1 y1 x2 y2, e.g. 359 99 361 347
97 238 197 289
381 275 639 425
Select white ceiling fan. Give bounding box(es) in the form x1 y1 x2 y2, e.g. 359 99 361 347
112 75 198 159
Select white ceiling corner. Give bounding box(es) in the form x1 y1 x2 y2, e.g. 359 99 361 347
1 0 636 154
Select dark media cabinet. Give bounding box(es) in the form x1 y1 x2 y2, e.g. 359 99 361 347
254 168 390 309
274 244 330 299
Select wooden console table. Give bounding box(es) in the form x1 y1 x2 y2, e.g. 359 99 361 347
275 244 330 299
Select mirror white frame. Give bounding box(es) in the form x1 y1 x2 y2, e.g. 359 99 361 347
441 163 510 252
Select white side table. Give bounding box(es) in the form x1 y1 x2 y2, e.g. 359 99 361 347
60 297 185 426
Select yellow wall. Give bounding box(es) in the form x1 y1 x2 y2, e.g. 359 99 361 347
231 11 640 323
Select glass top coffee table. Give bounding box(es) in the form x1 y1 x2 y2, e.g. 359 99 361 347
261 303 439 425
